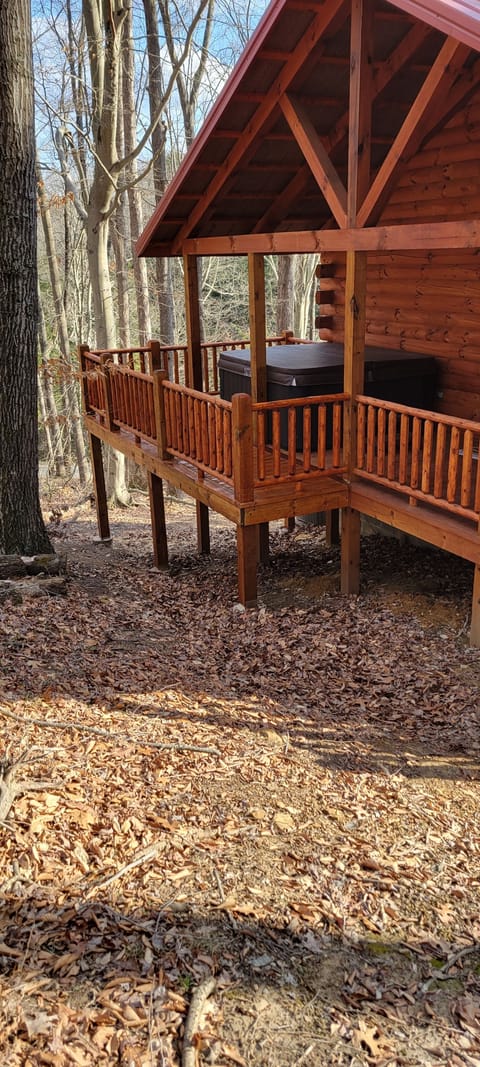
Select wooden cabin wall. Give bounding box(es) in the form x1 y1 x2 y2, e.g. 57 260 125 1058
316 93 480 421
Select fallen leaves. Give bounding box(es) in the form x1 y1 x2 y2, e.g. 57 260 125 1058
0 496 479 1065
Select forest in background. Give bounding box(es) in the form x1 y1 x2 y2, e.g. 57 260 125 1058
34 0 319 497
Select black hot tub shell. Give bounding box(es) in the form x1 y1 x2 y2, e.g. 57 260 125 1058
218 342 438 449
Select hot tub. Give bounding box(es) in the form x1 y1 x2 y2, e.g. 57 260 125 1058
219 342 438 449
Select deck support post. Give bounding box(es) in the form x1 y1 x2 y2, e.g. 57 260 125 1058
341 507 361 593
340 0 372 593
89 434 111 543
470 563 480 646
326 508 340 545
237 525 258 608
232 392 257 603
258 523 269 564
148 472 169 570
341 250 367 594
184 253 210 555
248 252 269 562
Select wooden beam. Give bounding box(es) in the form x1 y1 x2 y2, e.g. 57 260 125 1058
341 249 367 597
357 37 471 227
343 250 367 471
196 500 211 555
184 253 210 553
170 0 347 254
347 0 373 225
236 525 258 608
148 472 168 570
341 508 361 593
280 94 347 228
254 21 430 233
248 254 267 406
89 434 111 543
183 254 203 390
181 217 480 256
248 253 269 556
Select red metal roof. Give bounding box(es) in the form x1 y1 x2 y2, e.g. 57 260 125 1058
389 1 480 51
137 0 480 258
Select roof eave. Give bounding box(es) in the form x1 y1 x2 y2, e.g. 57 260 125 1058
388 0 480 52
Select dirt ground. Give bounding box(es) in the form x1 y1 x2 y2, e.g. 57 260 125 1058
0 484 479 1067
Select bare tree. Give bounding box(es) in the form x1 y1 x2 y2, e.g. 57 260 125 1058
0 0 52 554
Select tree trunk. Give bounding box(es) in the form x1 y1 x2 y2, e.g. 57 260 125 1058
37 168 88 483
123 5 151 345
143 0 175 343
38 301 67 477
276 255 295 335
0 0 52 555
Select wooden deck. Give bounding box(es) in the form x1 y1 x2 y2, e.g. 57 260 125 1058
85 413 348 526
80 341 480 640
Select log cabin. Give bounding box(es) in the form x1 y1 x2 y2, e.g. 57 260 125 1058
82 0 480 643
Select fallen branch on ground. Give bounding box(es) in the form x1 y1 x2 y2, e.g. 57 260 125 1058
0 752 62 821
182 977 216 1067
0 705 220 755
83 841 164 898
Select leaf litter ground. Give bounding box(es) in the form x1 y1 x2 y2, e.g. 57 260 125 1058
0 487 480 1067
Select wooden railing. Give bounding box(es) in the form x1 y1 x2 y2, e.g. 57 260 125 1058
253 394 347 486
162 380 234 485
79 349 106 418
79 342 162 421
109 364 157 445
355 396 480 522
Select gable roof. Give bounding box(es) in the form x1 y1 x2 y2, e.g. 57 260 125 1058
137 0 480 258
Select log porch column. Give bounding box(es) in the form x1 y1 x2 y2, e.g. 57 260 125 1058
184 253 210 555
248 252 269 564
341 0 372 594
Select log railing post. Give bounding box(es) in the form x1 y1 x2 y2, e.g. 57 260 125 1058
78 343 92 414
100 352 118 433
232 393 254 504
153 370 169 460
149 338 163 374
232 391 257 608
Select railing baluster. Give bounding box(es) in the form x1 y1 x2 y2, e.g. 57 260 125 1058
273 410 281 478
421 420 433 494
474 436 480 512
357 401 366 468
224 409 232 478
303 407 311 473
201 400 210 466
257 411 266 481
377 406 386 476
447 426 460 502
188 396 196 458
399 413 409 484
333 401 342 467
215 406 224 472
194 396 202 462
317 404 326 469
433 421 446 498
288 407 296 475
461 429 474 508
367 405 376 474
209 403 217 469
410 416 421 487
181 390 190 454
387 411 396 480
